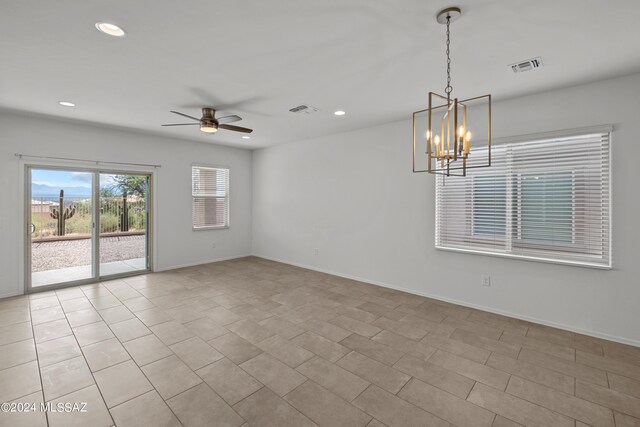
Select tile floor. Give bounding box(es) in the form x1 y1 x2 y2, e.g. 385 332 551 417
1 256 639 427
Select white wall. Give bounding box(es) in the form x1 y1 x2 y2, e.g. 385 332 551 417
0 111 252 298
252 73 640 346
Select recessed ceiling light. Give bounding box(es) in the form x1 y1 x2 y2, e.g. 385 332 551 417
242 136 251 139
58 101 75 107
334 110 346 116
95 22 126 37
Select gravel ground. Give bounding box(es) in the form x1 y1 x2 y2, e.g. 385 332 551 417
32 235 145 272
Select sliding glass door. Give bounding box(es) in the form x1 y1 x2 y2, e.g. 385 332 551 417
26 167 151 291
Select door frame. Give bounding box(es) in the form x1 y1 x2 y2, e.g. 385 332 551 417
22 161 157 294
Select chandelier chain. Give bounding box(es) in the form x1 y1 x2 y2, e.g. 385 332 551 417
445 15 452 100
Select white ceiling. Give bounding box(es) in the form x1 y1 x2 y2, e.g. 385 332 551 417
2 0 640 149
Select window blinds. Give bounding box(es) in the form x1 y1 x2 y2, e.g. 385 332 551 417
435 130 611 268
192 166 229 229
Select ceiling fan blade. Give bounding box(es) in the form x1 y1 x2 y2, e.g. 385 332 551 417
161 123 200 126
219 124 253 133
170 111 201 122
217 115 242 124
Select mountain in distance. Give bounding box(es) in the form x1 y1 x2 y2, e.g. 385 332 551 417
31 183 91 197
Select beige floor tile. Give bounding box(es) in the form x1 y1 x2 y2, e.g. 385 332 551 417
502 332 576 361
209 332 263 364
110 318 151 342
0 339 36 370
296 356 369 401
492 415 523 427
170 336 224 370
371 317 428 341
65 308 101 328
429 349 510 390
48 384 113 427
487 352 574 395
0 308 31 327
292 331 350 362
240 353 306 396
398 378 495 427
352 384 448 427
256 334 314 368
167 382 245 427
33 319 72 343
329 315 382 338
371 330 437 359
443 316 503 340
576 380 640 419
393 354 474 399
98 305 135 325
36 335 82 367
72 321 114 347
231 303 272 322
226 319 276 344
55 288 86 301
608 373 640 399
134 307 173 327
577 350 640 381
30 296 60 311
451 328 521 359
335 306 378 324
397 314 456 337
300 319 352 342
40 356 94 401
0 390 47 427
94 360 153 407
507 376 614 427
0 321 33 346
122 296 155 312
467 382 573 427
197 357 263 405
60 297 94 313
258 316 305 340
470 312 530 336
233 387 317 427
142 354 203 399
31 306 66 325
519 348 608 386
614 412 640 427
285 380 372 427
123 333 173 366
185 317 228 341
0 361 42 402
110 390 181 427
205 306 243 325
422 333 491 364
89 295 121 311
150 320 195 345
337 351 410 394
82 338 130 372
340 334 404 366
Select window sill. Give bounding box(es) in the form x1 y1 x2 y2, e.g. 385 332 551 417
192 226 229 231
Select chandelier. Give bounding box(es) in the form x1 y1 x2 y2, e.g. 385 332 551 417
412 7 491 177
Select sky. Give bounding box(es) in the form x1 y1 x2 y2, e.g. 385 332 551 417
31 170 118 189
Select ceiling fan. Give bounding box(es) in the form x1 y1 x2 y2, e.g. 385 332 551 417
162 108 253 134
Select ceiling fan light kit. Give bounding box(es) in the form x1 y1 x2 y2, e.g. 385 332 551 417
162 107 253 135
412 6 492 177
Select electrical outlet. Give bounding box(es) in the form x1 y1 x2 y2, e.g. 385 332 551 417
314 248 319 255
481 274 491 287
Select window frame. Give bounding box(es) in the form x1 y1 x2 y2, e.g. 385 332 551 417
435 126 612 269
191 164 230 231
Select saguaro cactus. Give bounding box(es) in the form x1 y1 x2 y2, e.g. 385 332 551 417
50 190 76 236
119 191 129 232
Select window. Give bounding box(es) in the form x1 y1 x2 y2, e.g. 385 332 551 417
436 129 611 268
192 166 229 229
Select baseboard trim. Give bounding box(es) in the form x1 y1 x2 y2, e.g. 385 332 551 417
253 253 640 348
0 290 24 300
154 254 253 272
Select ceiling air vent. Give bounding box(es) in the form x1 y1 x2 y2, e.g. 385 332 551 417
509 57 542 73
289 105 320 115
